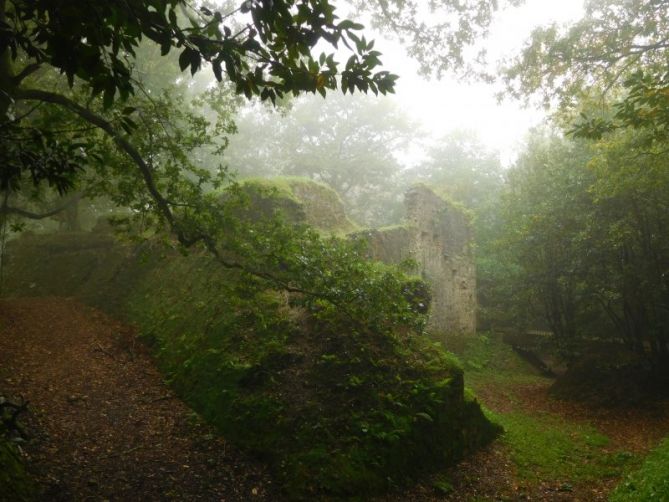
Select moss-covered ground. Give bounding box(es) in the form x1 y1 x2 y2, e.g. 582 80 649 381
610 437 669 501
125 252 499 499
467 334 638 482
390 333 669 500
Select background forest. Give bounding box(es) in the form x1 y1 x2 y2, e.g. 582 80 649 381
2 0 669 500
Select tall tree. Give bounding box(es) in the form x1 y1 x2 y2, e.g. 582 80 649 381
504 0 669 103
500 131 596 347
496 123 669 366
350 0 524 78
0 0 398 238
409 130 504 210
502 0 669 140
225 92 416 226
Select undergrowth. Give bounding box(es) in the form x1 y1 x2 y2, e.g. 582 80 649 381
446 332 637 487
610 437 669 501
0 434 36 501
127 240 499 499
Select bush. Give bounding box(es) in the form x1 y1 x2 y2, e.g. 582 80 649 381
610 437 669 501
126 225 499 498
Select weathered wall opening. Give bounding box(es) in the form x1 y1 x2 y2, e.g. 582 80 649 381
355 184 476 336
4 179 476 336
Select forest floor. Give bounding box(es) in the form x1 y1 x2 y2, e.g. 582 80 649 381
385 335 669 501
2 297 669 501
0 297 274 501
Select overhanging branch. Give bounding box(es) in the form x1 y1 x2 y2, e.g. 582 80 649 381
1 193 81 220
11 63 42 86
15 88 192 244
12 87 364 329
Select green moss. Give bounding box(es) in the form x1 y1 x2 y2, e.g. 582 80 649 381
610 437 669 501
446 332 546 390
373 223 414 233
126 252 499 498
418 182 475 220
240 176 303 203
486 410 634 482
238 176 358 235
0 438 37 501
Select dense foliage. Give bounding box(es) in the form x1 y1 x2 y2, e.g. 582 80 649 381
487 125 669 373
0 0 399 250
129 238 498 497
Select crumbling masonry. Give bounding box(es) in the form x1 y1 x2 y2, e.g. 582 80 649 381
356 185 476 336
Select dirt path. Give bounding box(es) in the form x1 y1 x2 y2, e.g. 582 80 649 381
0 297 274 501
4 297 669 501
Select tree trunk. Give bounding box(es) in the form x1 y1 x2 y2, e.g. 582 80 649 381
0 0 14 120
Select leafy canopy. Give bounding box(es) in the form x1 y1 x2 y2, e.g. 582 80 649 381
1 0 397 108
0 0 400 245
502 0 669 140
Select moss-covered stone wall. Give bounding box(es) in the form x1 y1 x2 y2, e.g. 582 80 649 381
405 185 476 335
239 177 357 234
354 185 476 337
2 231 497 498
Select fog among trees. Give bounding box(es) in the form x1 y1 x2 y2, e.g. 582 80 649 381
2 1 669 500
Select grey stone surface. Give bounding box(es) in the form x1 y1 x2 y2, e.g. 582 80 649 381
354 185 476 336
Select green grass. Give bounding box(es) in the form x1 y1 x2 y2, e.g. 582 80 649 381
450 332 547 389
488 410 635 483
610 437 669 501
447 332 638 487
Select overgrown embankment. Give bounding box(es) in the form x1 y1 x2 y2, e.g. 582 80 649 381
4 230 499 498
0 297 274 501
433 333 669 500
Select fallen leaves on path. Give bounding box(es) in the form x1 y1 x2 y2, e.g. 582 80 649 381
0 297 274 501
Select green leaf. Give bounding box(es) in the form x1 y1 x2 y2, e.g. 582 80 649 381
178 48 191 72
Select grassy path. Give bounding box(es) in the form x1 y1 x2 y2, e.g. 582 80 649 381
384 334 669 501
0 297 274 501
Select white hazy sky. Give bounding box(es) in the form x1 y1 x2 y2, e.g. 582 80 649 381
371 0 585 166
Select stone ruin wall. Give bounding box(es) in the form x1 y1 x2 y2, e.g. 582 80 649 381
355 185 476 336
266 180 477 335
5 179 476 336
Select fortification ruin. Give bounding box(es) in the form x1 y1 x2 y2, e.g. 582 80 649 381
356 185 476 336
4 179 476 336
225 178 477 335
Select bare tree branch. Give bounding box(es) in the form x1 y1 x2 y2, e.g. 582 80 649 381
11 63 42 86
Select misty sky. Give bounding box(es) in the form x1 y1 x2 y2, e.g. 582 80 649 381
374 0 585 166
220 0 587 169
